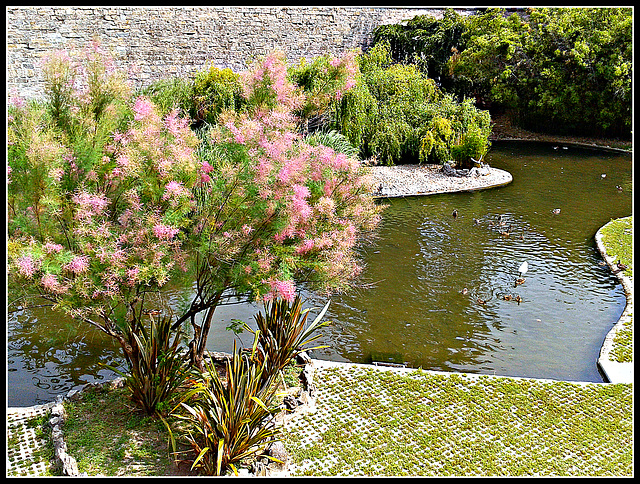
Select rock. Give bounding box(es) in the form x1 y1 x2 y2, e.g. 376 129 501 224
296 351 312 365
282 394 299 411
441 163 458 177
266 441 288 463
66 389 82 401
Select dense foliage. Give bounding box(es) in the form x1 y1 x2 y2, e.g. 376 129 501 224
326 43 491 167
171 338 281 476
374 7 632 139
372 8 468 95
7 45 381 412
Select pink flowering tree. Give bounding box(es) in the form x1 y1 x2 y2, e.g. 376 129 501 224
175 50 381 368
8 46 381 377
8 45 199 381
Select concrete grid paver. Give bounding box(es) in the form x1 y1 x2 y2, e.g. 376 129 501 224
6 403 55 476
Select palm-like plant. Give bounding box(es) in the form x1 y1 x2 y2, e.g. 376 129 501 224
170 338 281 476
250 296 331 386
109 313 188 415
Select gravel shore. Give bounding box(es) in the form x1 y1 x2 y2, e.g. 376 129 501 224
366 163 513 198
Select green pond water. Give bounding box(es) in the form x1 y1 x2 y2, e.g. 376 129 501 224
7 141 632 406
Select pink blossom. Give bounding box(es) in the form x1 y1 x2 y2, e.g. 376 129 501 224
292 184 310 199
112 131 128 144
16 255 37 278
43 242 64 254
269 279 296 302
65 255 90 274
41 273 67 294
9 93 26 109
225 121 246 144
162 181 189 205
117 154 130 169
295 239 315 254
73 191 110 221
132 96 155 121
292 196 312 221
241 224 254 236
153 223 180 240
201 161 215 174
125 266 140 286
164 109 189 136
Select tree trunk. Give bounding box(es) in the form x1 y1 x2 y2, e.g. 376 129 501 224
188 291 223 371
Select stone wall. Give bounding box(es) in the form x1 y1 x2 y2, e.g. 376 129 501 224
7 6 477 99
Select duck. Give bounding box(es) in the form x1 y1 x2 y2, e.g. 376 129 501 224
616 185 623 191
518 261 528 278
552 208 561 215
515 295 523 305
502 294 513 301
615 260 628 273
477 297 487 306
452 209 458 219
461 287 468 295
473 218 481 226
499 224 512 237
497 214 506 226
514 278 525 287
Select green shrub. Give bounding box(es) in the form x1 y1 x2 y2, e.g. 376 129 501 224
304 129 360 159
327 43 491 165
140 77 194 117
374 8 632 139
249 296 330 387
448 8 632 138
170 339 280 476
191 66 244 126
373 8 468 94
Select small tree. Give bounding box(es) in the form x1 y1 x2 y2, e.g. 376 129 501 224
172 50 382 369
8 44 200 413
8 46 382 405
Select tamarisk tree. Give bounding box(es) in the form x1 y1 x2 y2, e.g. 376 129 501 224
173 50 381 368
7 45 381 374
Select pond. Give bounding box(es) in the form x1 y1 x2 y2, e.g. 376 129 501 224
7 141 632 406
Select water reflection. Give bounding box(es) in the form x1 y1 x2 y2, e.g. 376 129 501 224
8 308 124 406
306 142 631 382
7 141 632 406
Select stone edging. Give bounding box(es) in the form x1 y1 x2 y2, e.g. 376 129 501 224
594 221 633 384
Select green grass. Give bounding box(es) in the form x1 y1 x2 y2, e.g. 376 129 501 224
281 366 633 476
599 215 633 363
610 316 632 363
63 386 187 476
599 215 633 279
